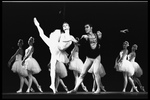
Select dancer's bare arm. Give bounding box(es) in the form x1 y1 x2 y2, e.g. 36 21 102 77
34 17 51 47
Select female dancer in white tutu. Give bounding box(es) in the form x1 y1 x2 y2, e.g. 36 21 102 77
68 42 88 92
128 44 145 92
114 41 138 92
68 24 105 94
88 31 106 92
22 37 43 93
33 17 78 93
8 39 34 93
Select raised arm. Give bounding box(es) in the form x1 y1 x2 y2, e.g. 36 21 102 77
34 17 51 47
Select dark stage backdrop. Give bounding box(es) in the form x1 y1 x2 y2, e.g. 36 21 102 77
2 1 148 93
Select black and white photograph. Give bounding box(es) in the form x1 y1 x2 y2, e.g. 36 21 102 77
2 1 148 99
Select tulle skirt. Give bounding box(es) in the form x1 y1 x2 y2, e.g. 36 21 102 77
117 60 135 76
11 60 28 76
88 62 106 77
56 51 69 64
24 57 41 74
55 61 67 78
69 58 84 73
131 61 143 77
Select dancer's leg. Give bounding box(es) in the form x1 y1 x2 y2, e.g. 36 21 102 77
24 77 34 92
128 76 139 92
55 74 60 92
69 58 93 93
123 72 128 92
94 73 101 93
50 56 57 93
16 75 25 93
60 79 68 92
73 71 78 86
92 73 96 92
26 72 33 93
32 76 43 92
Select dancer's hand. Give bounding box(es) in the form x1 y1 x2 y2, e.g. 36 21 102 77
34 17 40 26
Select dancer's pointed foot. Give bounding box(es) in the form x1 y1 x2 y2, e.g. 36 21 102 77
134 86 139 92
64 86 68 92
140 86 145 92
26 89 30 93
101 86 106 92
30 88 35 92
122 89 126 92
67 89 77 94
83 86 88 92
16 89 22 93
50 85 56 94
38 85 43 92
94 89 100 94
130 87 133 92
92 89 95 92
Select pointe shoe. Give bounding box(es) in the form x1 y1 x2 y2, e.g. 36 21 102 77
67 89 77 94
38 86 43 92
30 88 35 92
122 89 126 92
16 89 22 93
50 85 56 94
26 89 30 93
140 86 145 92
92 89 95 92
101 86 106 92
83 86 88 92
134 86 139 92
130 88 133 92
64 86 69 92
94 89 100 94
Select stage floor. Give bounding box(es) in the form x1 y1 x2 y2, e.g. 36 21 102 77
2 92 148 99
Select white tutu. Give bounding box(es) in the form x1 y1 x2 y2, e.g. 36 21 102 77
69 58 84 74
24 57 41 74
56 51 69 64
118 59 135 76
11 55 28 76
88 56 106 77
130 61 143 77
55 61 68 78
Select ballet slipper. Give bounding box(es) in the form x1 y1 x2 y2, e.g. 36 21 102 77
26 89 30 93
16 89 22 93
130 87 133 92
83 86 88 92
134 86 139 92
50 85 56 94
67 89 77 94
122 89 126 92
101 86 106 92
30 88 35 92
94 89 100 94
140 86 145 92
92 88 95 92
38 85 43 92
64 86 69 92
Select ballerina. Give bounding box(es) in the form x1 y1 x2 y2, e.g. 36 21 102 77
68 42 88 92
128 44 145 92
22 37 43 93
34 17 78 93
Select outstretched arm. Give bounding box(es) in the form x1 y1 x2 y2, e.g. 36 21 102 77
34 17 51 47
